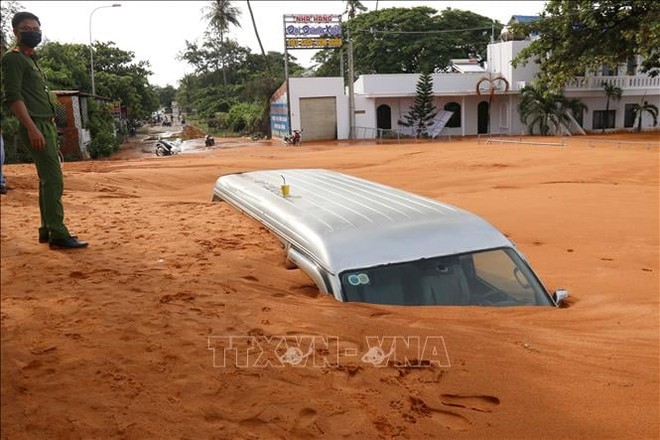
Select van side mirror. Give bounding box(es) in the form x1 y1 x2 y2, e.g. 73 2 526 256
552 289 569 306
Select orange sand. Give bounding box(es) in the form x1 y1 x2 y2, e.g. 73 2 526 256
1 133 658 439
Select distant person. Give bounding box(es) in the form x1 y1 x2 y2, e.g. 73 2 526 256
1 11 87 249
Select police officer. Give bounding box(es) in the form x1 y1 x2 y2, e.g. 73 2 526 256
1 11 87 249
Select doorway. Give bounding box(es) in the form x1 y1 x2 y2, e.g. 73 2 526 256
478 101 489 134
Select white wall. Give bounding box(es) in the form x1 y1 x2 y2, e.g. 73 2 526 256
355 95 499 137
355 73 486 96
487 40 538 90
288 77 348 139
566 92 660 131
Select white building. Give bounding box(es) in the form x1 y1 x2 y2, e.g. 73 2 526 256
272 16 660 141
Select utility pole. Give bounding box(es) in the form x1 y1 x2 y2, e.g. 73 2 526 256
339 48 344 79
347 23 356 140
283 15 292 137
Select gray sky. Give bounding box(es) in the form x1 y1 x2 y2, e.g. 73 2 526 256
19 1 546 87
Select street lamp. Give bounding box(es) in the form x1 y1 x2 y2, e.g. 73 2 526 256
89 3 121 96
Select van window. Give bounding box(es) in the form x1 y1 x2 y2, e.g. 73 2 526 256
340 248 551 306
473 250 536 304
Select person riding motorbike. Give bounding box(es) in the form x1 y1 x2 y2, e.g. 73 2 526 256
283 129 302 146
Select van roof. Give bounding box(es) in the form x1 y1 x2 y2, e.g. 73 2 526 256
214 169 512 273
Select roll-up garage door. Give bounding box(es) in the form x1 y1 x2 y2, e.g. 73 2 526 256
300 97 337 141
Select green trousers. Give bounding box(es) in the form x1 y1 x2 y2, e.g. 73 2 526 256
19 119 70 240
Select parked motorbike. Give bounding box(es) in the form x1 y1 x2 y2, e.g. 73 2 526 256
205 134 215 147
283 129 303 146
155 138 180 156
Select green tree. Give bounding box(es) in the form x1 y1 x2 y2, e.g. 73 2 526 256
203 0 241 89
178 32 303 130
631 100 658 132
518 84 586 135
155 85 177 111
601 82 622 132
512 0 660 90
92 41 159 123
398 72 438 138
0 0 22 51
37 42 91 91
314 7 500 78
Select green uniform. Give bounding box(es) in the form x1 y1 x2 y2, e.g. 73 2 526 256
2 48 70 240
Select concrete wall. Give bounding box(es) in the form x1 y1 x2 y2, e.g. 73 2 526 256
288 77 348 140
354 73 486 96
487 40 538 89
355 95 499 137
565 91 660 132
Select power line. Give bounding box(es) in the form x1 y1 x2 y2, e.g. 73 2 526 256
353 25 494 35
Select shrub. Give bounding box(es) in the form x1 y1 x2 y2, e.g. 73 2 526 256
207 112 229 130
87 99 120 159
0 114 29 163
227 102 262 135
87 130 119 159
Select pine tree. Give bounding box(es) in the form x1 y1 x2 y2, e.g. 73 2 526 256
398 72 437 138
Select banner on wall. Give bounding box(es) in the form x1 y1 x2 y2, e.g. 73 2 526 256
284 14 342 49
270 82 289 139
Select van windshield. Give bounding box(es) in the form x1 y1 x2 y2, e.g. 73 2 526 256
340 248 552 306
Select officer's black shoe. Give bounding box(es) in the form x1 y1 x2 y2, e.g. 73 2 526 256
49 237 88 250
40 233 77 243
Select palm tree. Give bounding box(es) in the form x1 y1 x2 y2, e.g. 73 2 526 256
631 100 659 132
601 82 622 133
246 0 269 71
518 85 586 135
345 0 367 18
203 0 241 90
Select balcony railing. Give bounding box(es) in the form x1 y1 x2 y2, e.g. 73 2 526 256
565 75 660 91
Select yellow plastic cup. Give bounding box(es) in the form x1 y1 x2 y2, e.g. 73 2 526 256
281 184 290 197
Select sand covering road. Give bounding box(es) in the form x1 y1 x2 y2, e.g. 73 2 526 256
1 134 658 439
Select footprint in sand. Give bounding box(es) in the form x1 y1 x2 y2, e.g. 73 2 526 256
294 407 318 429
427 408 472 431
407 396 472 431
440 394 500 413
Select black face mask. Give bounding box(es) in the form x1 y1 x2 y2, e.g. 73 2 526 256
20 31 42 48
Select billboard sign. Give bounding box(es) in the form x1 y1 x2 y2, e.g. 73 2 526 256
270 82 289 139
284 14 342 49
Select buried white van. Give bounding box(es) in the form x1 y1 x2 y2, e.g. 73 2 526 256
212 169 568 307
